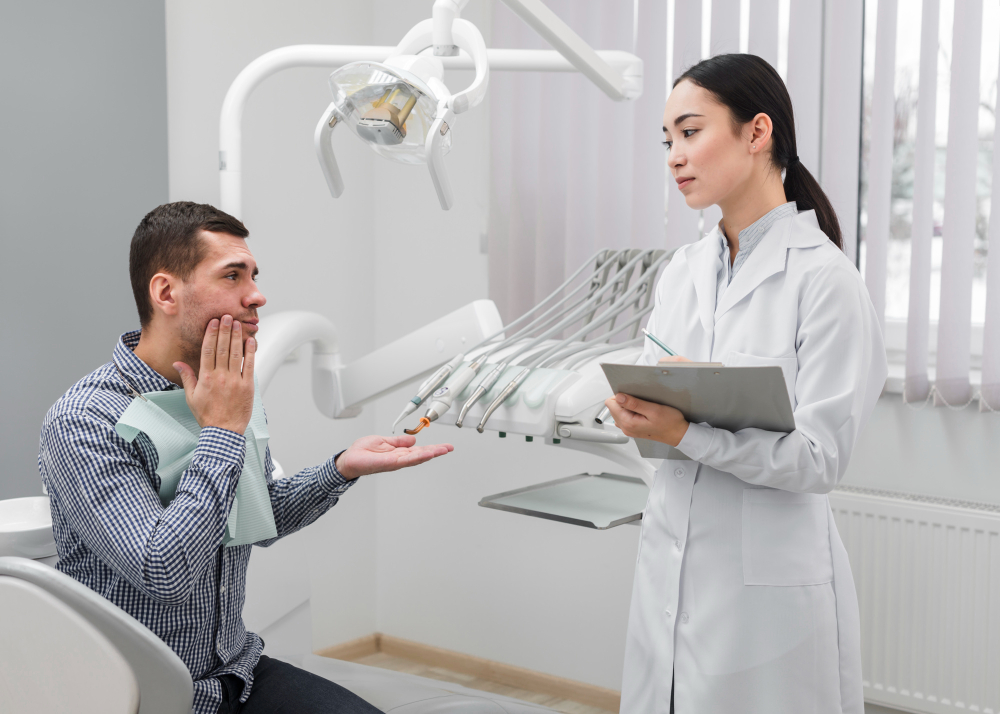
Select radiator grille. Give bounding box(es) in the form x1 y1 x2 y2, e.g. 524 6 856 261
830 488 1000 714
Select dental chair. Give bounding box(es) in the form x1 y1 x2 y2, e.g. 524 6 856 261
0 556 561 713
0 556 192 714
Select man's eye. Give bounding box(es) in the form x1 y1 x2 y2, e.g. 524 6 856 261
226 273 237 280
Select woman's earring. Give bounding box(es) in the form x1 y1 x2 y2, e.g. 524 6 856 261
752 145 756 149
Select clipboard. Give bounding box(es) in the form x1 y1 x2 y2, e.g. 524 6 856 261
600 362 795 460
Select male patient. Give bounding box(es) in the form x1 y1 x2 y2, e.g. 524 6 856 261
38 202 452 713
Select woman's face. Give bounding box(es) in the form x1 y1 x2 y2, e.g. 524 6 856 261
662 80 755 211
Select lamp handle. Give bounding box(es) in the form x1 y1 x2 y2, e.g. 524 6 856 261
425 102 455 210
313 102 345 198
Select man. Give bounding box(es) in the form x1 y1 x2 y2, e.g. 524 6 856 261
38 201 453 713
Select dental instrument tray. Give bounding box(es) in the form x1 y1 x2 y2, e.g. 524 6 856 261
479 472 648 530
600 362 795 460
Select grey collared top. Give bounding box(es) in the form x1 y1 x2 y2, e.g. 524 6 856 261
717 202 798 297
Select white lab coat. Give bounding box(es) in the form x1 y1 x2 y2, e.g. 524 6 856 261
621 210 887 714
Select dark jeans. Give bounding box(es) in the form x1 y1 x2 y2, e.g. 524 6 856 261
218 655 384 714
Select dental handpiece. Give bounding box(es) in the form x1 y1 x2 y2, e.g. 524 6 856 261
476 367 531 433
392 353 464 432
455 361 507 428
420 357 485 424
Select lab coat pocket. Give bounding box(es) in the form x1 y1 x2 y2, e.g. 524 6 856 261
742 489 833 586
726 351 798 409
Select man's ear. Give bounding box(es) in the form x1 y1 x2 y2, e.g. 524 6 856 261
149 272 181 318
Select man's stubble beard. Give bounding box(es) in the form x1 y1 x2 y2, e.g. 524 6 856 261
177 292 258 370
178 298 210 368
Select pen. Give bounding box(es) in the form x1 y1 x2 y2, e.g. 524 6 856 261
642 328 677 357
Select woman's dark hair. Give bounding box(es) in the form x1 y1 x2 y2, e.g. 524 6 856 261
675 53 842 250
129 201 249 326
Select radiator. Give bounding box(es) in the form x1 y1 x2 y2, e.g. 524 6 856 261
830 486 1000 714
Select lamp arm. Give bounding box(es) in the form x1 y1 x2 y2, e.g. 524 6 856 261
432 0 471 56
498 0 631 101
219 44 394 218
220 42 641 217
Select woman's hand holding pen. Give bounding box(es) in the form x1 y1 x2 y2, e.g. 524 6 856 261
604 355 692 447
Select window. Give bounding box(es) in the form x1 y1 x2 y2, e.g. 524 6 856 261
858 0 999 326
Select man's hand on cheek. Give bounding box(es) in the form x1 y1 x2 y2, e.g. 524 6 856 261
334 435 454 480
173 314 256 434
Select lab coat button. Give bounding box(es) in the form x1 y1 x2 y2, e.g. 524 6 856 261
674 540 682 551
681 612 689 624
673 468 685 478
664 610 671 617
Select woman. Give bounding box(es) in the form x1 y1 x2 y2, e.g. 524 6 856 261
603 54 887 714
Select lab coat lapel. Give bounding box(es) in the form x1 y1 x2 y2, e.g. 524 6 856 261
684 232 723 333
714 215 792 320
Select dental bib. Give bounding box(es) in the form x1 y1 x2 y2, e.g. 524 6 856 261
114 378 277 547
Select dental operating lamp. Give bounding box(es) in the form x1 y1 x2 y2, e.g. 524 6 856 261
218 0 643 216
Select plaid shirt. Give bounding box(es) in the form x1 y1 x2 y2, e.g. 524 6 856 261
38 330 354 713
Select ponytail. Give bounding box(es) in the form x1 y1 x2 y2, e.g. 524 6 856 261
676 54 843 250
783 159 843 249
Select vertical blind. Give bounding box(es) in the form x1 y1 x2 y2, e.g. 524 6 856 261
485 1 998 412
865 0 999 411
488 0 667 322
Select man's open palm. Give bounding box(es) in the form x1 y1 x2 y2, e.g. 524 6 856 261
335 435 453 480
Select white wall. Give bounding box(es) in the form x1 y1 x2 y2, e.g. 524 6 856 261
165 0 382 648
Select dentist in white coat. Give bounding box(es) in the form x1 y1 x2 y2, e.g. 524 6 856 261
604 54 887 714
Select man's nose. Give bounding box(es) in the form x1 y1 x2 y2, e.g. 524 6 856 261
245 286 267 310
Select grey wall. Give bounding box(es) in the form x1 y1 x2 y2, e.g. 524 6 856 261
0 1 169 499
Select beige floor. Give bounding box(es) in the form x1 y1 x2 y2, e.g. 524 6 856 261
352 651 616 714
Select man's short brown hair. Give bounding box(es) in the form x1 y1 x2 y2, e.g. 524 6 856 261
129 202 248 326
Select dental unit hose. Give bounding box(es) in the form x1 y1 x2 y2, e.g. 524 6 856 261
391 251 611 433
474 253 669 431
